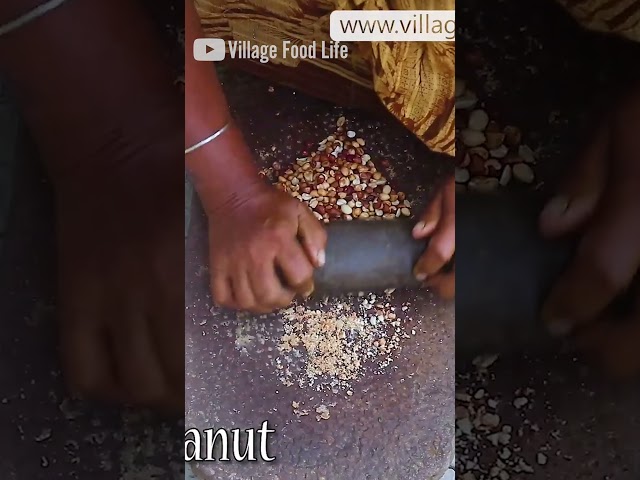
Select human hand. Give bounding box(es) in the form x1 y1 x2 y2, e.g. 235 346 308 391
55 131 184 411
539 86 640 376
206 186 327 313
412 176 455 299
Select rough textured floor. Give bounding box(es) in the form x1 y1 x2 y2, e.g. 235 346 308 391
456 1 640 479
185 70 455 480
0 2 185 479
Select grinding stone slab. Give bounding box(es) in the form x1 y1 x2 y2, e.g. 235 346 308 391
185 206 455 480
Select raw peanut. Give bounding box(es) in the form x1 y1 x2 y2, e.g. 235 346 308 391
518 145 536 164
316 205 326 215
489 144 508 159
468 176 499 193
455 90 478 110
512 163 535 183
484 159 502 176
373 172 382 180
461 129 486 147
455 167 470 183
468 109 489 131
485 131 505 149
469 155 486 176
401 208 411 217
379 193 390 201
499 164 512 186
375 209 383 217
313 211 323 221
341 204 353 215
382 185 392 194
468 146 489 160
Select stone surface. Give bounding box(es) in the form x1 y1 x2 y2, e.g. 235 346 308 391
185 70 455 480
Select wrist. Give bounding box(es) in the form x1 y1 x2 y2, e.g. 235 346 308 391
186 123 269 216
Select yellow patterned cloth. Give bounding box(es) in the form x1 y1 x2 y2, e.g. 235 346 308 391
557 0 640 42
196 0 639 158
197 0 455 156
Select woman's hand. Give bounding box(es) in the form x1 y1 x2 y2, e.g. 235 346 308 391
55 128 184 411
412 176 455 299
539 86 640 377
207 186 327 313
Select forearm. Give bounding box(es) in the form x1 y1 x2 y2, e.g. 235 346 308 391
184 0 264 213
0 0 180 178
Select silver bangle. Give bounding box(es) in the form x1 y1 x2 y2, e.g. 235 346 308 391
0 0 69 38
185 121 231 155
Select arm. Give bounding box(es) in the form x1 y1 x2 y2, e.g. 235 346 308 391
184 0 264 213
0 0 180 181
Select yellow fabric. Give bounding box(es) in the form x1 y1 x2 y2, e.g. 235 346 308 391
557 0 640 42
196 0 455 156
196 0 638 159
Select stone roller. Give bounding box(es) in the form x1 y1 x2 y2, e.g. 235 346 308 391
314 193 578 356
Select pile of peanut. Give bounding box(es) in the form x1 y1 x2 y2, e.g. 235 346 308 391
455 78 537 192
274 117 412 221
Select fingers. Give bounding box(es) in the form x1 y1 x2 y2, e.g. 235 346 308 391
297 204 327 268
539 124 609 237
542 154 640 336
231 270 256 310
249 257 296 312
61 324 123 403
412 185 443 240
276 244 315 297
112 311 168 406
210 256 235 308
414 178 455 281
425 271 455 300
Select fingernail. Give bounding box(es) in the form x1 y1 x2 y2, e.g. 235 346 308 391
413 221 426 235
317 249 325 267
547 318 573 337
542 195 570 219
303 285 315 298
416 272 427 282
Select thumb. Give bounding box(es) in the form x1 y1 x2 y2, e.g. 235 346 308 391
539 123 609 238
297 204 328 268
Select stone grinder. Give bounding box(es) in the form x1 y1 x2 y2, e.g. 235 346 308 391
186 192 572 480
314 192 574 356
